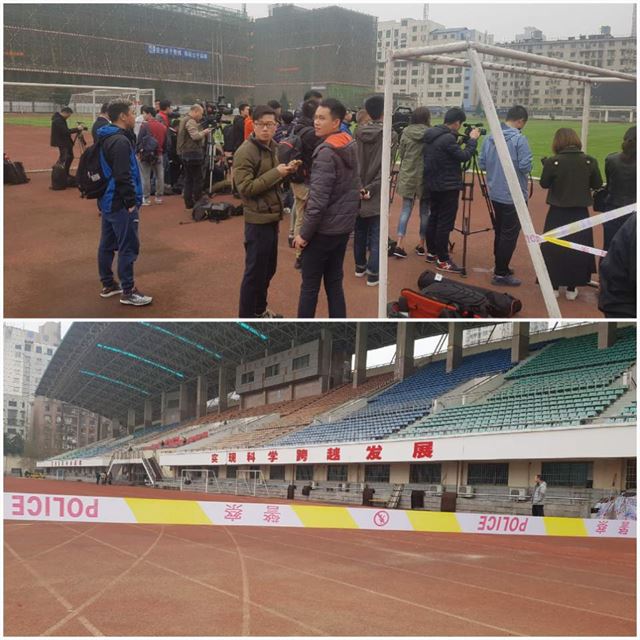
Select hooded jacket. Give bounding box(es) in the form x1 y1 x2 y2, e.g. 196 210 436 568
539 147 603 207
233 135 284 224
50 112 79 148
396 123 429 200
598 213 636 318
423 124 478 192
355 121 398 218
291 115 321 183
478 124 533 204
96 125 143 214
300 132 361 239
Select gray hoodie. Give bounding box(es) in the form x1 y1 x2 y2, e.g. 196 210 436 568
355 121 398 218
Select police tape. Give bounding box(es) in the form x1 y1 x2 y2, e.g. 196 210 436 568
525 203 636 256
3 492 636 538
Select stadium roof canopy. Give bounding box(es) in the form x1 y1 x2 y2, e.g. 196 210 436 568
35 322 489 420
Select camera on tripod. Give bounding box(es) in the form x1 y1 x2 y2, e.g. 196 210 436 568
202 97 233 129
458 122 487 142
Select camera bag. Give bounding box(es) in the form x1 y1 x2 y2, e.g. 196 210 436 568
408 269 523 318
50 163 68 190
3 158 29 185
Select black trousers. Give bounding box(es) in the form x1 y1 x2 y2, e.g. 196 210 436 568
425 189 460 261
239 222 279 317
532 504 544 517
57 145 73 177
298 233 350 318
492 200 522 276
182 159 204 209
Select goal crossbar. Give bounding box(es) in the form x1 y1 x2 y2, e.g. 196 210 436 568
378 40 637 319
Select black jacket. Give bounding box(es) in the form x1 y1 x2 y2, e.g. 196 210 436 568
540 147 603 207
91 116 110 142
231 115 246 153
598 213 636 318
605 152 636 209
423 125 477 192
291 115 321 183
50 112 80 148
301 132 361 239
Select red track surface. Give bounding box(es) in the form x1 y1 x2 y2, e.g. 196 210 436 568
4 478 636 636
4 121 603 318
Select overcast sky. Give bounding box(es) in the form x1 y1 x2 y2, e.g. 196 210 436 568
230 1 635 41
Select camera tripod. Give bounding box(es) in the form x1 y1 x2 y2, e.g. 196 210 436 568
452 150 496 277
73 124 88 155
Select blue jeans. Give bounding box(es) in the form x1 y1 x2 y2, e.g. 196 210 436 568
397 197 430 239
354 215 380 276
98 207 140 293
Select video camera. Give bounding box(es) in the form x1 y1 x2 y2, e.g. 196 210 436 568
458 122 487 142
202 96 233 128
392 106 413 138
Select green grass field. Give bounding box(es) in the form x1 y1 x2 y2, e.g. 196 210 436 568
5 113 629 177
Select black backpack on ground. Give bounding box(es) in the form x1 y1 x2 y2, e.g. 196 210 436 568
4 158 29 185
192 198 233 223
76 141 110 199
415 269 523 318
50 163 68 190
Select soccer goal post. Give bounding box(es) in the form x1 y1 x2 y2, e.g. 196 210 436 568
4 82 155 120
378 40 636 319
235 469 269 497
180 468 215 493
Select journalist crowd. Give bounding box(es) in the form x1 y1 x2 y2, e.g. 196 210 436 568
54 92 636 317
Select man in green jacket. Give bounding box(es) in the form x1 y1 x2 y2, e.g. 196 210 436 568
234 104 299 318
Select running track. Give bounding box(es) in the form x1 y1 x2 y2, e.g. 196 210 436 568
4 478 636 636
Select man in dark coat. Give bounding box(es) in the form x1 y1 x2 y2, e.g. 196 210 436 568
294 98 361 318
50 106 85 179
91 103 110 141
423 107 480 274
599 213 636 318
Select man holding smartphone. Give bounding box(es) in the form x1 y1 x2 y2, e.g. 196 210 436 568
234 104 299 318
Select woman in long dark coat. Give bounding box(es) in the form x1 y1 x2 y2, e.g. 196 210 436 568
539 128 603 300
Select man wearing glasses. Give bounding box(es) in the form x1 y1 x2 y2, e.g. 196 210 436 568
234 105 299 318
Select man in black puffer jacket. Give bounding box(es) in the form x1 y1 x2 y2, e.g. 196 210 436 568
294 98 361 318
599 213 636 318
423 107 480 274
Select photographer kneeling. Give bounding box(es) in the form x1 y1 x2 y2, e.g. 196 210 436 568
176 104 213 211
423 107 480 274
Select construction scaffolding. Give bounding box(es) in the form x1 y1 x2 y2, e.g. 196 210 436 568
379 40 637 318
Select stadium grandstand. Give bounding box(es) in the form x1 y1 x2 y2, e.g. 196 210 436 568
33 321 636 519
3 3 253 104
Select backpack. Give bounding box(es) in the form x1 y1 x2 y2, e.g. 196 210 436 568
50 163 68 191
277 131 304 165
222 124 236 153
139 129 159 164
76 141 111 199
4 158 29 185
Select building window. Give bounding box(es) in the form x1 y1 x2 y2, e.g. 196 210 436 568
364 464 390 483
14 345 21 350
327 465 348 482
625 459 636 490
269 465 285 481
265 364 280 378
47 349 53 355
24 344 32 352
292 354 310 371
409 463 442 484
467 463 509 485
8 400 17 407
296 465 314 481
541 461 593 488
35 346 42 353
226 466 237 479
241 371 254 385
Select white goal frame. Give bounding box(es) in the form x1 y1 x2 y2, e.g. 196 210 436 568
378 40 636 318
235 469 269 497
4 82 156 119
180 468 218 493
